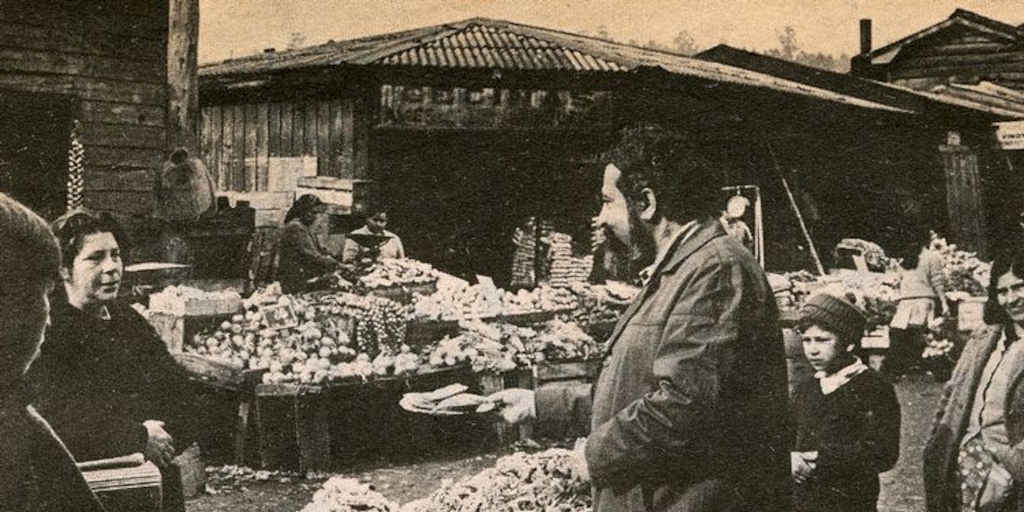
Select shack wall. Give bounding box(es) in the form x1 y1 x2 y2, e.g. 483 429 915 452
0 0 171 216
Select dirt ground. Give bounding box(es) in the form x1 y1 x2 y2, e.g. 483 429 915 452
187 376 944 512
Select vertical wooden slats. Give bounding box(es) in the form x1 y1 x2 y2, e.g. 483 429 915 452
244 103 258 192
268 103 281 159
317 101 331 177
256 103 269 191
201 96 368 188
941 144 987 257
209 106 223 191
304 101 317 158
280 102 294 156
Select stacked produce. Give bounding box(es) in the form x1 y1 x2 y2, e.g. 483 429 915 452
932 237 990 297
500 286 578 316
425 320 600 372
413 282 578 322
299 477 398 512
148 285 242 316
185 288 415 385
546 232 593 288
413 280 503 321
404 449 591 512
510 217 540 288
359 259 440 290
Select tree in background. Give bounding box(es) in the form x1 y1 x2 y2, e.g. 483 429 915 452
765 25 850 73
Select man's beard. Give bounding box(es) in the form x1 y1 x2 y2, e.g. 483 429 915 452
627 208 656 270
603 206 655 272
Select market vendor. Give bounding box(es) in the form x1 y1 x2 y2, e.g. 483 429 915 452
26 209 197 512
341 208 405 265
275 194 341 293
153 147 217 265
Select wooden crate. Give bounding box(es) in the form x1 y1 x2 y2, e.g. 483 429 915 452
533 360 601 384
254 384 331 472
957 297 987 332
477 370 534 445
80 459 163 512
174 353 246 391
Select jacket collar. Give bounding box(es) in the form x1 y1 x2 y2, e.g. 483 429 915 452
655 218 728 279
601 218 727 357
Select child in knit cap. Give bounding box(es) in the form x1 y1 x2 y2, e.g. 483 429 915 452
791 293 901 512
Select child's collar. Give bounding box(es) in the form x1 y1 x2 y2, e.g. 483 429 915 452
815 358 869 395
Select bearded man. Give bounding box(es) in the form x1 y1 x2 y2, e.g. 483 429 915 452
492 124 792 512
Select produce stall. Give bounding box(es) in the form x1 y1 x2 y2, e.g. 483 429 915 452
768 236 990 381
140 257 637 471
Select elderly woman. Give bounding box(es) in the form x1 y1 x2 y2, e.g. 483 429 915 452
925 244 1024 512
26 208 195 512
0 193 103 511
276 194 340 293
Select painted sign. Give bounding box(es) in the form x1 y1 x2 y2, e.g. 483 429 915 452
996 121 1024 151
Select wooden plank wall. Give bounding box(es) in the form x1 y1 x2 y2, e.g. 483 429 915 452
887 29 1024 91
200 98 366 192
940 144 987 257
0 0 170 215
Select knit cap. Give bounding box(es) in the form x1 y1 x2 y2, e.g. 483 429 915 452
799 293 867 346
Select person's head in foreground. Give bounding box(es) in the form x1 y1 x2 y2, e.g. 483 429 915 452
596 123 721 267
797 293 867 374
364 208 389 235
51 208 125 315
985 244 1024 338
0 193 61 387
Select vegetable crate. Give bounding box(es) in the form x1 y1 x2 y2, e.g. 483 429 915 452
478 370 535 445
252 366 493 471
149 312 234 354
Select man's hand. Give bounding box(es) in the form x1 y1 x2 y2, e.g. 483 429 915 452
790 451 817 484
487 388 536 425
143 420 175 468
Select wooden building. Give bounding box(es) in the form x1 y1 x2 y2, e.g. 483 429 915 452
699 44 1024 259
852 9 1024 92
0 0 199 219
200 18 1016 280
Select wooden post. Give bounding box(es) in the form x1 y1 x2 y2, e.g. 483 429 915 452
940 132 988 258
168 0 200 155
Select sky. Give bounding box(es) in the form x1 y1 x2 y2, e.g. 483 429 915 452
198 0 1023 64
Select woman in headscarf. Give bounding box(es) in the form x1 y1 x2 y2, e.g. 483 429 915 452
275 194 341 293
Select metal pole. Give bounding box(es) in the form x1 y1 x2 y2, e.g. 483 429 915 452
753 186 765 268
779 175 825 276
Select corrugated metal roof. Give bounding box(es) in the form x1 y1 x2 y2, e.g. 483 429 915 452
200 18 911 113
374 24 625 71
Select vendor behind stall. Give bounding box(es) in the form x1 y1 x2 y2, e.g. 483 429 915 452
27 209 197 512
275 194 340 293
341 208 405 265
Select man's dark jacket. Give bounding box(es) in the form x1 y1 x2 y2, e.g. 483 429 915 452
536 219 792 512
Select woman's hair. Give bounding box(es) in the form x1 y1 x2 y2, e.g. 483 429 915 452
51 208 125 269
284 194 326 225
0 193 61 287
984 243 1024 328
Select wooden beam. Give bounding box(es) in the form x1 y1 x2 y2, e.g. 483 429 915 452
167 0 200 154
